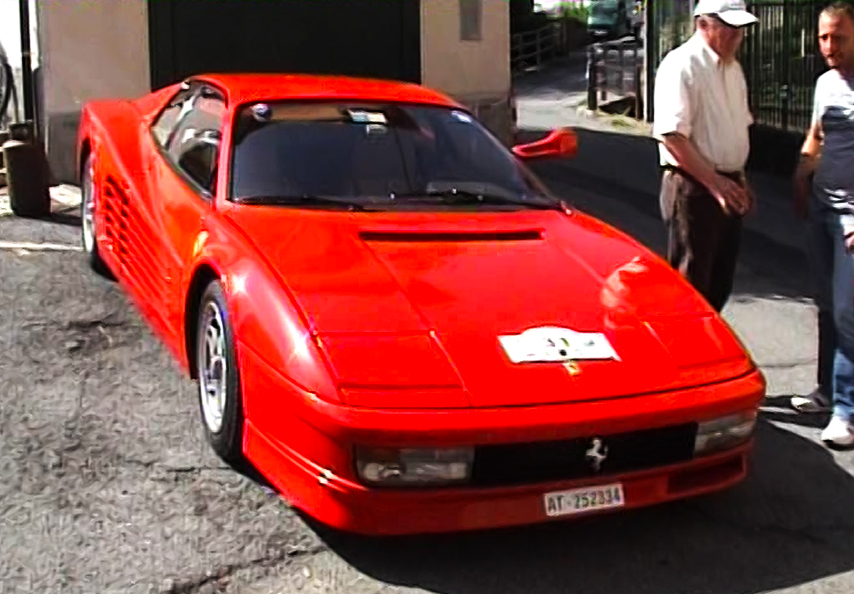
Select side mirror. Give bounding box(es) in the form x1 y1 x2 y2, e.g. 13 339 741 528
512 128 578 160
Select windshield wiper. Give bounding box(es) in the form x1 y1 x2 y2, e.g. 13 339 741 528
391 188 561 210
233 194 367 211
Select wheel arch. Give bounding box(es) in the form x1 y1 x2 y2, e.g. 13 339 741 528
184 262 222 380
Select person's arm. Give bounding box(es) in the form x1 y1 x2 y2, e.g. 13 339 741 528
795 118 823 183
793 88 823 219
800 119 823 165
660 132 721 191
799 87 824 171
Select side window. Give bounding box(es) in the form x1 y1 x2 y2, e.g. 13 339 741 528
167 86 226 195
150 84 197 148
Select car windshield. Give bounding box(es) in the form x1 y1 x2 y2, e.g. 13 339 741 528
228 100 559 211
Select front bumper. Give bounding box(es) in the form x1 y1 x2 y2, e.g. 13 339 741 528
239 344 765 535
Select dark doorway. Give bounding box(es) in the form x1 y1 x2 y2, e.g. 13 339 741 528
148 0 421 91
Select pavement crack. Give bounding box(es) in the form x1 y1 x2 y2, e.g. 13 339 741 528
65 317 127 330
20 315 126 331
159 544 328 593
19 313 139 359
123 457 159 469
165 466 232 473
119 456 230 473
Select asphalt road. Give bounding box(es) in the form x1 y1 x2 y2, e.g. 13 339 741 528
513 44 643 124
2 132 854 591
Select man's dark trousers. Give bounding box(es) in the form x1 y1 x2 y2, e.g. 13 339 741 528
659 167 745 312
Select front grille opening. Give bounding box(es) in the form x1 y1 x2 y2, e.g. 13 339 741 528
471 423 698 488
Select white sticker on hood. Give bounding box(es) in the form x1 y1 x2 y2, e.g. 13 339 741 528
498 326 619 364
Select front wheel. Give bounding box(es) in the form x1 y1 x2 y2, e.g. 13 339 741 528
196 280 244 464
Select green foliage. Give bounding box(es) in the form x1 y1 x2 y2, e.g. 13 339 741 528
559 2 589 22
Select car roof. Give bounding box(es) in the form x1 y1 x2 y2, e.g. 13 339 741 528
190 73 465 110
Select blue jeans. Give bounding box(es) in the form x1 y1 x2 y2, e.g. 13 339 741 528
807 194 854 422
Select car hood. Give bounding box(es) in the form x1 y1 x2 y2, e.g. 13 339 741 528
226 207 754 408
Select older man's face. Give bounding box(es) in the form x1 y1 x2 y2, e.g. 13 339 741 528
702 16 746 62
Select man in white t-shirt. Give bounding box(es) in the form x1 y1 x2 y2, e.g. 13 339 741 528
790 2 854 448
652 0 757 312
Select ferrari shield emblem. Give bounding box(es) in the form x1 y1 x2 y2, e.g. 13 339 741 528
563 360 581 375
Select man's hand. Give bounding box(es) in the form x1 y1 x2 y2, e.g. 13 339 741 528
660 133 752 216
845 231 854 253
708 173 751 216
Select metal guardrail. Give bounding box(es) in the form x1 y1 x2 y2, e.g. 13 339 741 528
586 37 643 116
511 24 560 73
740 0 829 134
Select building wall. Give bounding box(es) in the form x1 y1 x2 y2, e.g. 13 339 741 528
420 0 513 144
36 0 150 183
33 0 511 184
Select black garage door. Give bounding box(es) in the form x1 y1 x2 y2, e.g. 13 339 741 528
148 0 421 90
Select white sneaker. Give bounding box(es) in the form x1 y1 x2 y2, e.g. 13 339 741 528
790 389 831 413
820 415 854 447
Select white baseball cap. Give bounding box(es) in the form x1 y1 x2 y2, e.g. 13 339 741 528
694 0 759 27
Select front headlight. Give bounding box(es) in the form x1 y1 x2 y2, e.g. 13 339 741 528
694 410 758 456
355 447 474 487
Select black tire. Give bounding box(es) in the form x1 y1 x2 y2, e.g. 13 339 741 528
195 280 244 464
80 153 116 280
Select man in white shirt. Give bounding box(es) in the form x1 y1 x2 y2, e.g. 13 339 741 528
652 0 757 312
789 2 854 447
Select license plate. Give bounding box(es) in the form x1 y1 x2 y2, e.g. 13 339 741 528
543 483 625 517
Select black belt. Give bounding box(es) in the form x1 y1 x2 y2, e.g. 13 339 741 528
660 164 745 184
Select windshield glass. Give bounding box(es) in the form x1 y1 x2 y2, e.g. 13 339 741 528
228 100 556 211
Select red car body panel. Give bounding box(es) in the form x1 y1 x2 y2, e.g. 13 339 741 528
77 73 766 535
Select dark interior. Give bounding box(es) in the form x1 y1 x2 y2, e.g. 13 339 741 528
148 0 422 91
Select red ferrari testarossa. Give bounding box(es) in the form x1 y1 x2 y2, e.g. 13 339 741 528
76 73 765 535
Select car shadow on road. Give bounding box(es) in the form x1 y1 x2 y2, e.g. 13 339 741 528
305 419 854 594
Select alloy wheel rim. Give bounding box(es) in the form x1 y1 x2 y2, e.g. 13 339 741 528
199 301 228 434
82 164 96 253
